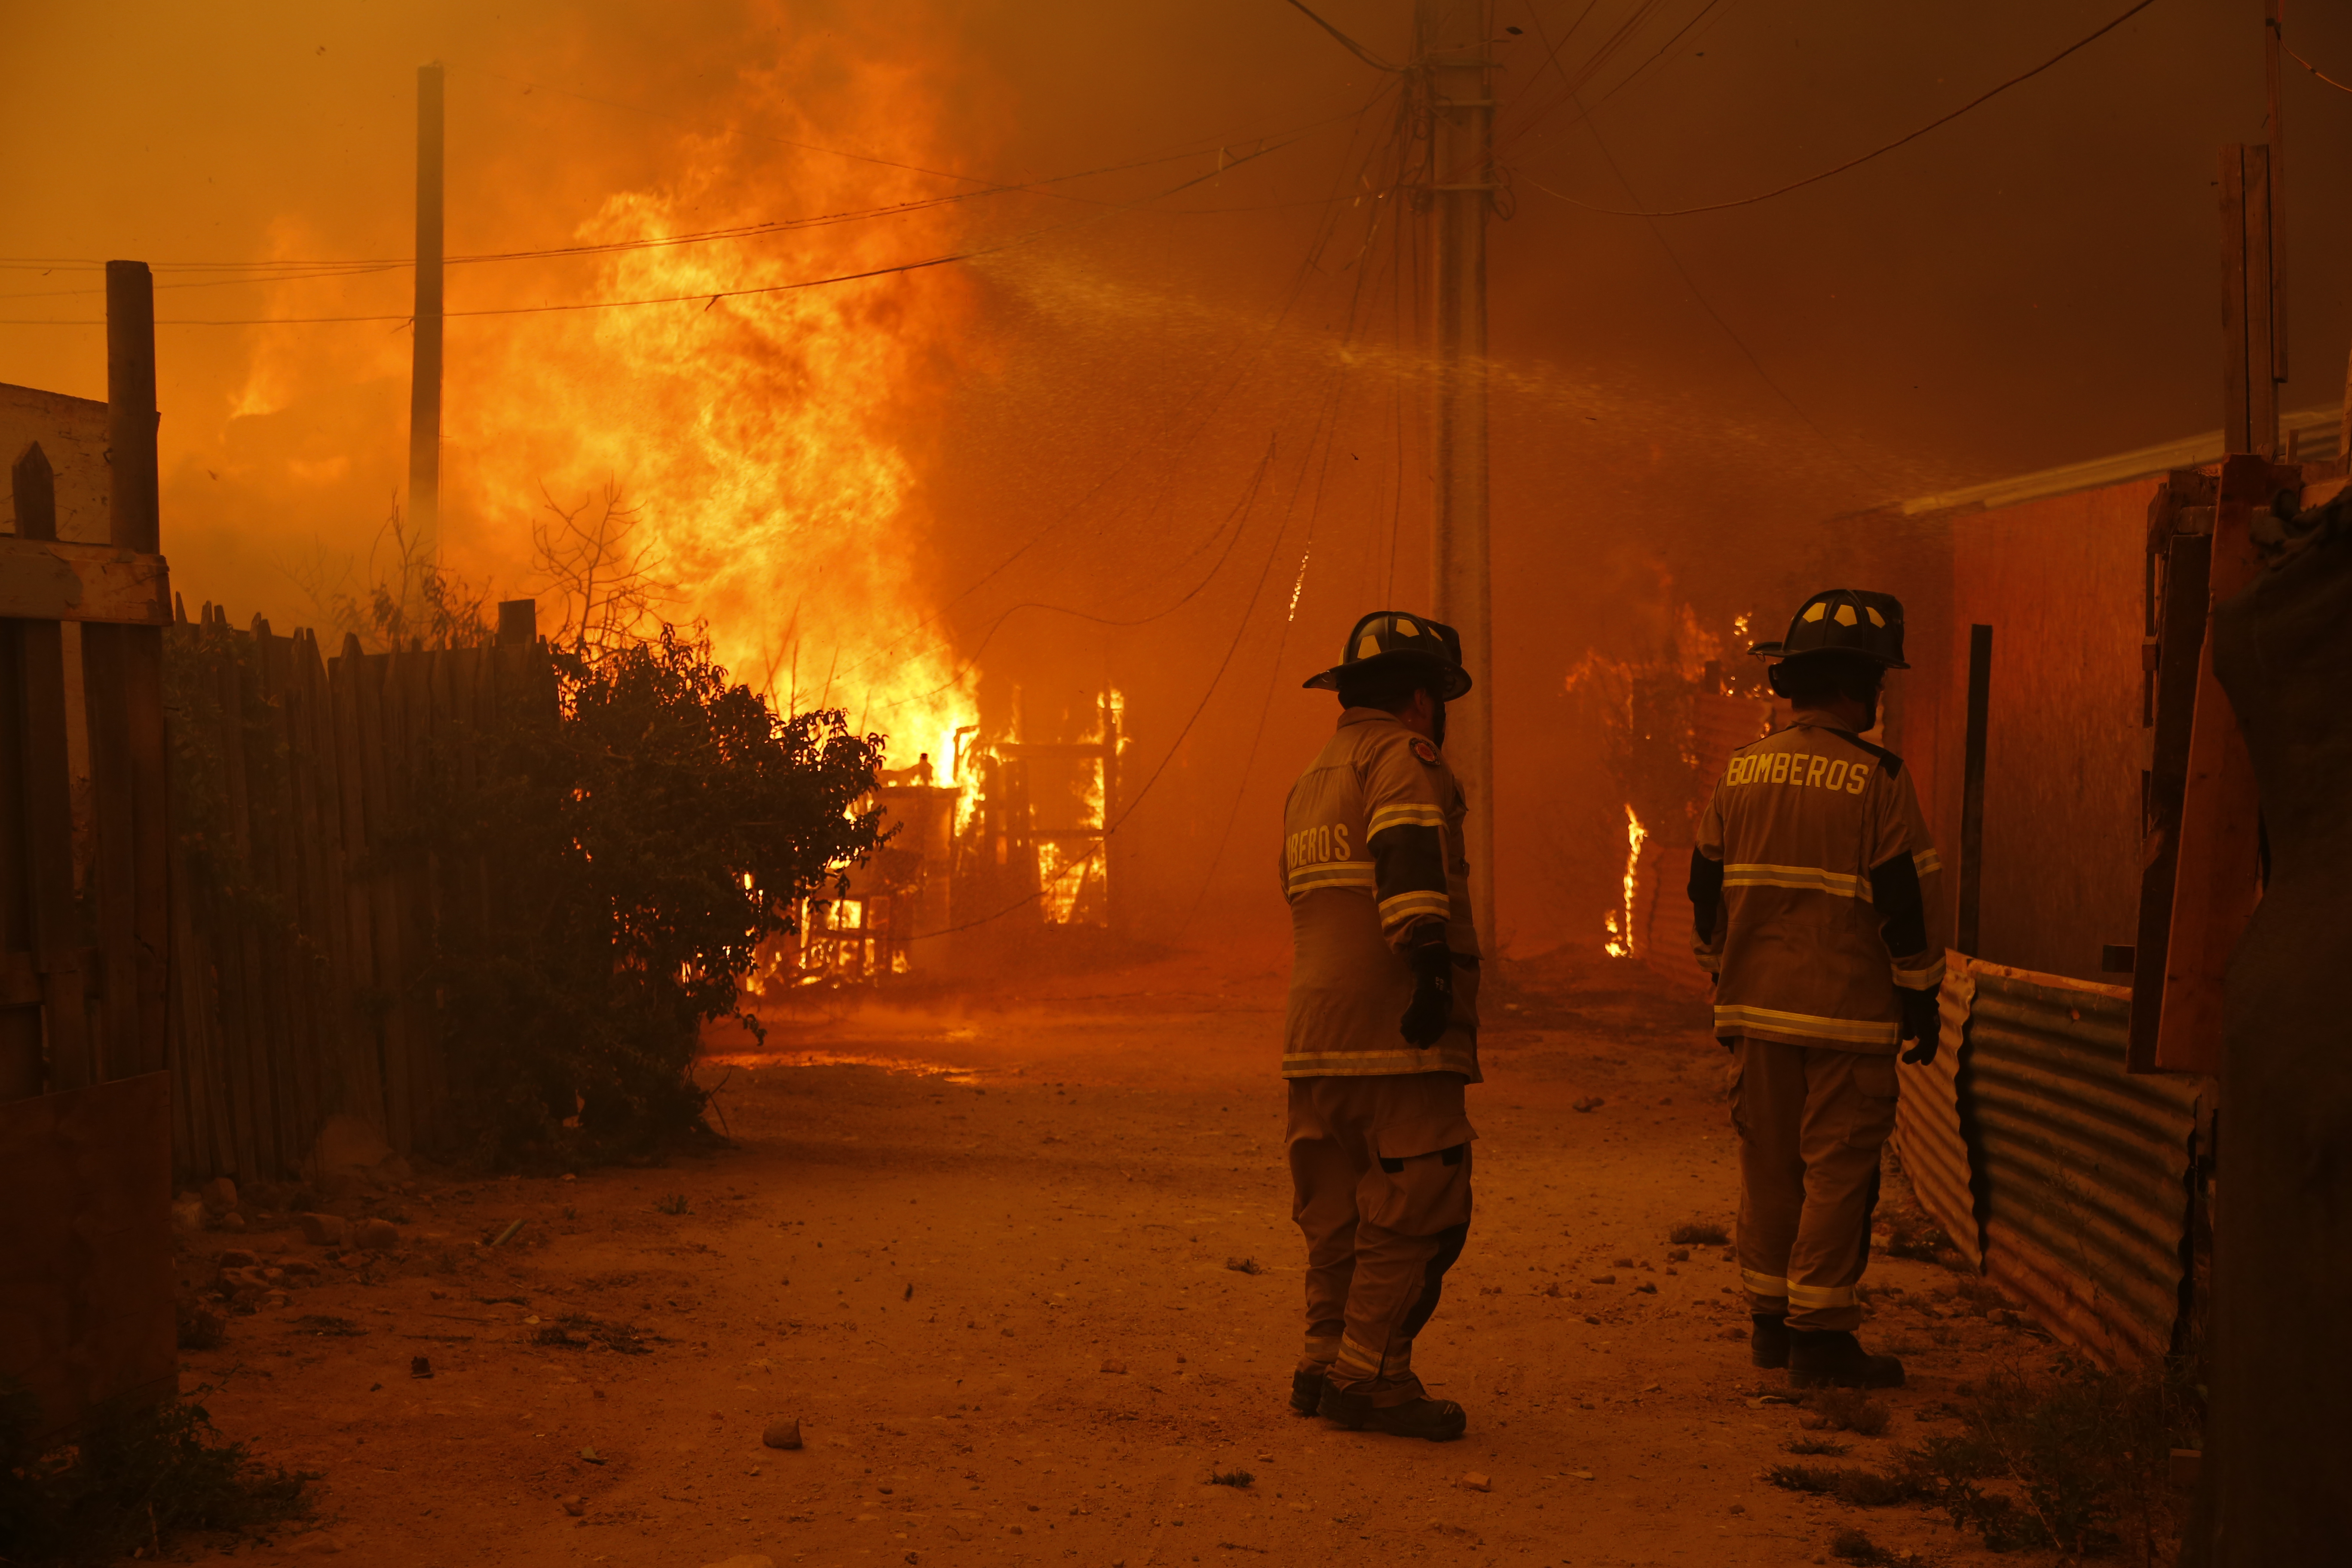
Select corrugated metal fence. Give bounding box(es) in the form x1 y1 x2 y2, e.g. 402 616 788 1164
1893 952 2205 1365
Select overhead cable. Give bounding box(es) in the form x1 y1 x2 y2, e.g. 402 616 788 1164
0 106 1375 286
0 128 1325 327
2286 42 2352 94
1523 0 2160 218
1282 0 1402 73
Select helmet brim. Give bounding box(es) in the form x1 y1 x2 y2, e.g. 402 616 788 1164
1304 649 1473 700
1748 641 1908 671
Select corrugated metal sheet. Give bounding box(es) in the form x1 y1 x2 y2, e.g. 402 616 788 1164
1893 964 1980 1271
1963 960 2202 1364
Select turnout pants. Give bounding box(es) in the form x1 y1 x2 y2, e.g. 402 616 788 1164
1730 1036 1899 1332
1287 1072 1474 1407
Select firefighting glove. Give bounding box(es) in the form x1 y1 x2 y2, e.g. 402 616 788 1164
1898 985 1940 1066
1400 925 1454 1047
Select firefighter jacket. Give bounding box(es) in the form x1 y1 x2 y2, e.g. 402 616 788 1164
1690 714 1944 1052
1279 707 1481 1081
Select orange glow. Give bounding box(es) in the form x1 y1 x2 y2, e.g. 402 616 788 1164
1602 804 1646 958
374 23 984 790
173 19 986 801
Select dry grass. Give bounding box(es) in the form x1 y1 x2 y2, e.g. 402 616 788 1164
0 1377 314 1563
1804 1387 1891 1436
1669 1220 1730 1246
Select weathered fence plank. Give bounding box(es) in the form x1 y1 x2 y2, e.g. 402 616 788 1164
150 622 551 1181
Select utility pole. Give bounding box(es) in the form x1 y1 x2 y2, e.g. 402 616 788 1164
2264 0 2285 391
407 62 446 584
1416 0 1497 953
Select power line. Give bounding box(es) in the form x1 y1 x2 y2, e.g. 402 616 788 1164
0 112 1372 288
0 127 1331 328
2286 41 2352 94
1522 0 2161 217
1525 3 1852 472
808 80 1406 703
1173 81 1420 938
0 249 979 327
466 63 1379 202
1282 0 1402 73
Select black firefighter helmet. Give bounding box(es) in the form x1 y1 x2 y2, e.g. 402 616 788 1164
1750 589 1908 697
1303 610 1473 701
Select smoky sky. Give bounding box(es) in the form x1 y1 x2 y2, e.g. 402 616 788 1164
6 0 2344 952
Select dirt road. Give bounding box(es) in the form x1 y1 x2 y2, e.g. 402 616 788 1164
181 948 2051 1568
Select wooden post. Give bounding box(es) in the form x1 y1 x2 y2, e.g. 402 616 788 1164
496 598 536 647
10 444 91 1091
1954 625 1993 957
2338 341 2352 476
106 264 159 551
2153 455 2271 1073
2264 0 2286 387
2128 510 2214 1073
94 261 171 1080
408 64 446 575
2220 146 2279 460
0 499 38 1100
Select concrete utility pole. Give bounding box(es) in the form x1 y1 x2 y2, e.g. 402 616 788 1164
407 62 446 577
1416 0 1496 953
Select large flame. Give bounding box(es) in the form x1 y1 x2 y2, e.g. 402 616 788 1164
450 30 980 779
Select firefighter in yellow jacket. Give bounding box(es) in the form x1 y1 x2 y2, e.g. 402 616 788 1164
1280 611 1479 1442
1690 588 1943 1390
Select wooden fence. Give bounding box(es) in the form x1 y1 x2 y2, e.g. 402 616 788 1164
1 264 179 1436
164 609 556 1181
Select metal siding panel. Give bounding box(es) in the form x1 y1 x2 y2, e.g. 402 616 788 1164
1965 969 2199 1364
1893 964 1981 1270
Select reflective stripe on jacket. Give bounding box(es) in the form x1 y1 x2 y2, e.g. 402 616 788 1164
1693 716 1945 1053
1280 707 1481 1080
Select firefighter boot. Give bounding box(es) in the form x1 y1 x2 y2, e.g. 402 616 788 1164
1289 1367 1327 1415
1751 1312 1790 1370
1787 1328 1904 1389
1317 1383 1467 1442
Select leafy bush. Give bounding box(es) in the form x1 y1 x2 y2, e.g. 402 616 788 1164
0 1379 312 1564
427 626 884 1163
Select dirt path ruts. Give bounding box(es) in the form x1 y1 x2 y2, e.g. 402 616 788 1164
180 948 2057 1568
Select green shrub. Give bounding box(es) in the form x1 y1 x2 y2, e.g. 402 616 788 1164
426 626 885 1163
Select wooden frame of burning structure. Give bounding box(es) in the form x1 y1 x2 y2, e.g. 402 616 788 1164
763 689 1125 988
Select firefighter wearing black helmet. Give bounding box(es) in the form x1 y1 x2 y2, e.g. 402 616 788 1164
1278 611 1480 1442
1688 588 1944 1390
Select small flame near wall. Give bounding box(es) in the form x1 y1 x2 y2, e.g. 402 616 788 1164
1602 804 1647 957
